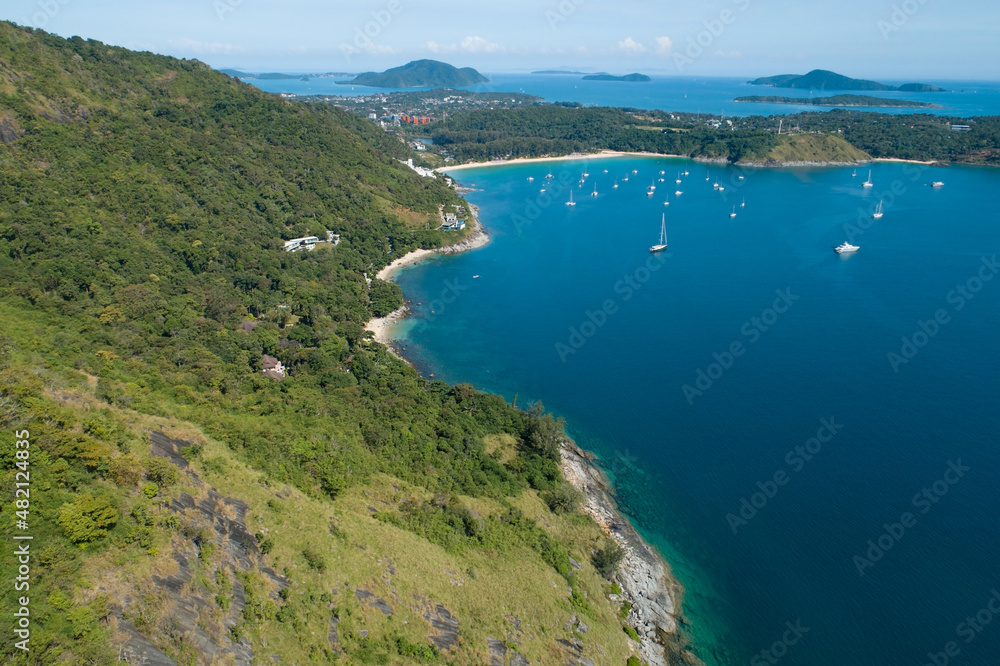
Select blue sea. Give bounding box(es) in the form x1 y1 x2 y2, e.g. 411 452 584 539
247 73 1000 117
388 159 1000 665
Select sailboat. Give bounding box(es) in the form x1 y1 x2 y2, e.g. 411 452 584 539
872 200 884 219
852 168 857 178
730 205 737 218
713 179 720 190
676 172 682 184
647 179 656 195
527 176 534 182
863 170 874 188
623 174 630 182
565 191 576 206
591 183 598 197
740 197 746 208
546 171 553 179
650 214 668 253
706 172 711 181
612 178 619 189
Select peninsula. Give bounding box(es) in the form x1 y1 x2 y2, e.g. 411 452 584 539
749 69 945 92
735 94 940 108
340 59 489 88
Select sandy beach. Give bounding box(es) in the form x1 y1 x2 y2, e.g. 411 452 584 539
365 205 489 351
439 150 688 173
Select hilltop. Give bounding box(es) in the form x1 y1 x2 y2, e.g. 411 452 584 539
749 69 945 92
341 59 489 88
0 21 673 665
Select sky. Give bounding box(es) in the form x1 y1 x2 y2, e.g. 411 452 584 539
4 0 999 80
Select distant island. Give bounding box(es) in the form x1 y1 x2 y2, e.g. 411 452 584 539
582 72 651 82
749 69 945 92
339 59 489 88
532 69 588 75
735 94 940 108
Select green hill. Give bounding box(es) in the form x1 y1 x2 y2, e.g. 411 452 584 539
749 69 944 92
342 59 489 88
0 22 651 666
581 72 651 82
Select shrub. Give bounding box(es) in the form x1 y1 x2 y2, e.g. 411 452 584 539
110 455 144 487
623 625 640 642
593 541 626 579
146 457 180 486
58 493 119 544
543 482 584 514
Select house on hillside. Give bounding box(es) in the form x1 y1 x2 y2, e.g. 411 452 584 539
262 355 285 380
283 236 319 252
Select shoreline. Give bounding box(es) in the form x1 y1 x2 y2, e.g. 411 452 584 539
439 150 687 173
365 205 489 354
561 442 697 666
365 187 696 665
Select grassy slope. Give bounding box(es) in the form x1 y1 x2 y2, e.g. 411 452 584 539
0 303 636 665
755 133 871 163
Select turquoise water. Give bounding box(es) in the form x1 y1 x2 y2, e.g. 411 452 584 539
391 158 1000 665
247 74 1000 117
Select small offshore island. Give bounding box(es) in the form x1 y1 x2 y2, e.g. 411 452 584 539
582 72 652 82
338 59 489 88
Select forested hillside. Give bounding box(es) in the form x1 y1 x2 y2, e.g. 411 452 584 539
0 22 647 665
418 104 1000 165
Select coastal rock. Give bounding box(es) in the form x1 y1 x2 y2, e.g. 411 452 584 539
560 442 684 666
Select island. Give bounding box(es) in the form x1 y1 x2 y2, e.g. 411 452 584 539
734 94 940 108
339 59 489 88
582 72 651 82
749 69 945 92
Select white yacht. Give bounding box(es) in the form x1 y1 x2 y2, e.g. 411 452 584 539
632 169 638 174
676 172 682 184
872 200 884 220
932 181 945 188
683 170 690 176
546 171 554 179
713 179 720 190
650 214 668 253
591 184 598 197
613 178 619 189
741 197 746 208
730 205 737 218
835 242 860 254
675 189 683 196
565 191 576 206
863 171 874 188
527 176 534 182
603 169 609 174
623 174 630 182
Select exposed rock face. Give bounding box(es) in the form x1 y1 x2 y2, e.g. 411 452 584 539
560 442 684 666
111 432 289 664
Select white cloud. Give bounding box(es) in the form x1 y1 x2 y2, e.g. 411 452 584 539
426 40 455 54
460 36 504 53
618 37 646 54
655 36 673 55
170 38 238 55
